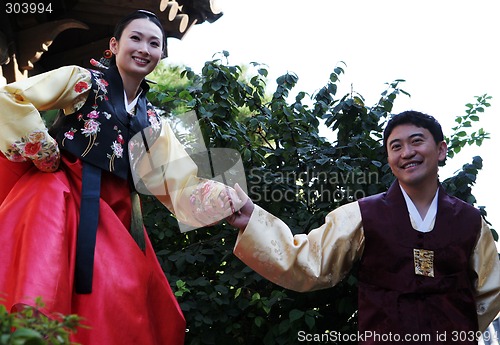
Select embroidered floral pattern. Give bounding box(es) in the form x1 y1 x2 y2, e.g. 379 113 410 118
111 141 123 158
68 71 108 158
70 72 92 112
96 78 109 94
147 108 161 131
74 81 90 93
62 128 77 145
107 126 123 171
189 179 231 226
81 118 101 136
58 69 163 176
79 117 100 157
87 110 99 119
4 129 60 172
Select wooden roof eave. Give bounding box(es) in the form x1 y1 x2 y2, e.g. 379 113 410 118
17 19 89 71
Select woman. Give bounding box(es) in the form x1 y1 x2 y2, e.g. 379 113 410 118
0 10 239 345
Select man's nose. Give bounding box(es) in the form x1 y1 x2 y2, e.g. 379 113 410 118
401 145 416 158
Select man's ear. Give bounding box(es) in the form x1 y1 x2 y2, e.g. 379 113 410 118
438 140 448 162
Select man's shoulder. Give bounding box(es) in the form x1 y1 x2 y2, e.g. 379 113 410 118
357 190 387 205
439 187 480 212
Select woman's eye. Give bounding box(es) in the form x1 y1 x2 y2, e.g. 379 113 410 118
151 42 160 47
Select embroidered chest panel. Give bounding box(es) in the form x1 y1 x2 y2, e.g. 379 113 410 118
54 69 161 179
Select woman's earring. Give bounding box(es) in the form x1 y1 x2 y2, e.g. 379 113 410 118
101 50 113 67
90 49 113 70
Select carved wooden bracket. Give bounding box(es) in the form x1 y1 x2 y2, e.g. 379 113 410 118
159 0 221 38
17 19 89 71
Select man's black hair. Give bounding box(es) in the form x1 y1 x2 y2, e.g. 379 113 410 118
383 110 444 152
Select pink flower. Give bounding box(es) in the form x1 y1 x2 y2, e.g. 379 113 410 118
96 79 109 92
111 141 123 158
88 110 99 119
64 130 75 140
147 112 161 131
24 142 42 156
81 119 101 135
37 154 60 171
74 81 90 93
8 152 26 162
117 134 124 144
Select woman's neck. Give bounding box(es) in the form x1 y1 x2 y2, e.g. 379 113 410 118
117 68 142 104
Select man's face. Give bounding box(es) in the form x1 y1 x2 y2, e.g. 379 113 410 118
386 124 447 191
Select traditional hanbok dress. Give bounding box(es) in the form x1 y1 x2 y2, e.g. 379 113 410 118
234 182 500 344
0 65 233 345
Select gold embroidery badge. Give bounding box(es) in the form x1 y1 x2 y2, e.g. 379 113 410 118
413 249 434 277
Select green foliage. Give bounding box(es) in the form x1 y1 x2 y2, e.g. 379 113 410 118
445 94 491 159
145 52 494 344
0 298 82 345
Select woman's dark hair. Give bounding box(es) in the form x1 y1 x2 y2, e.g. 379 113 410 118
383 110 444 151
113 10 167 58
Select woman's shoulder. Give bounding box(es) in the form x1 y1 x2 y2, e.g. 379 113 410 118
47 65 91 77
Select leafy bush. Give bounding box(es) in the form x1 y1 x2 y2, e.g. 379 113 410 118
144 52 495 344
0 298 82 345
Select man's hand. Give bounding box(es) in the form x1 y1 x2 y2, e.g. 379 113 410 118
225 183 254 231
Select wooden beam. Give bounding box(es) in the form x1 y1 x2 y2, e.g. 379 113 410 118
0 32 9 65
17 19 89 71
39 37 110 71
1 54 29 83
68 0 200 39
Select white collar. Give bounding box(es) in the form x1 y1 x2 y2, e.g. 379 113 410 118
124 89 141 114
400 185 439 233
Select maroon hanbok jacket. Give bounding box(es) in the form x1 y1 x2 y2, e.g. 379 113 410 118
358 182 481 344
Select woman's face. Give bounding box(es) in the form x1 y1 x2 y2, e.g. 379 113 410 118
110 18 163 80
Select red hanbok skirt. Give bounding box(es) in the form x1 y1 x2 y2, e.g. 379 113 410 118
0 153 185 345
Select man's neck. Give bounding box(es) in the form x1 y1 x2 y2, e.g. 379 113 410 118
400 182 439 219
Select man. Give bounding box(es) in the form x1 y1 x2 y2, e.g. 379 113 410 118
227 111 500 344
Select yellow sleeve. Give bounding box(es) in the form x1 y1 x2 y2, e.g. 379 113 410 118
233 202 365 292
0 65 91 171
130 117 243 230
472 218 500 331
